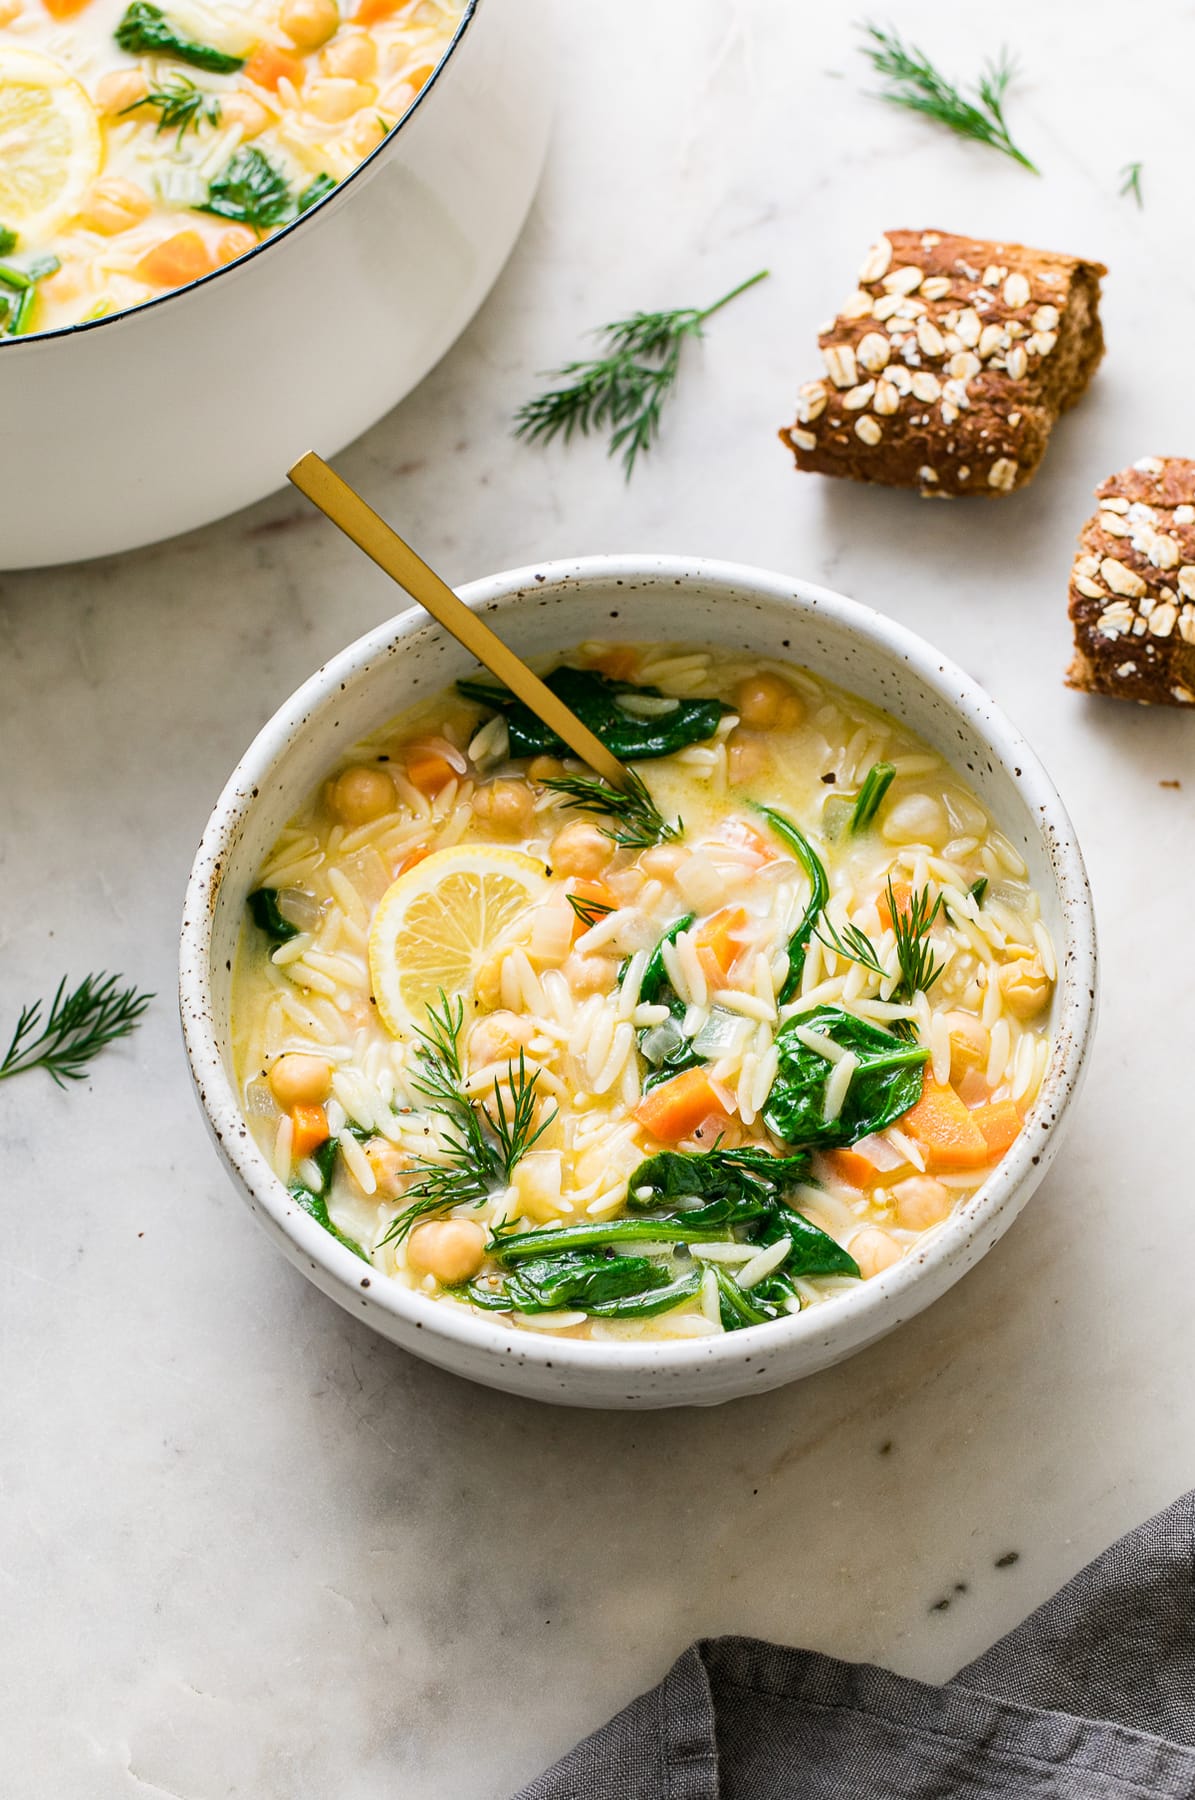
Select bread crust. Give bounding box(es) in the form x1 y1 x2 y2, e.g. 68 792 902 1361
1066 458 1195 706
780 229 1106 498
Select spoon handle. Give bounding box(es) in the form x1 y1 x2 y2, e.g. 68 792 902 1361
288 452 629 791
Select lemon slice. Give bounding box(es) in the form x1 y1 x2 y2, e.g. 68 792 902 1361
368 846 550 1037
0 51 101 239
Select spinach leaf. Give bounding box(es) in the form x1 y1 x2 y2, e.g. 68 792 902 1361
586 1271 702 1318
247 887 300 946
458 667 730 761
289 1183 369 1262
202 148 294 230
850 762 895 833
763 1004 927 1148
114 1 244 72
0 227 16 257
970 876 988 906
488 1217 733 1261
713 1264 781 1330
626 1145 810 1213
752 1207 861 1278
752 805 828 1002
634 914 701 1089
505 1252 670 1312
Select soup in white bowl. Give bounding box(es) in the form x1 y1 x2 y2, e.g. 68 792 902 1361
230 641 1055 1344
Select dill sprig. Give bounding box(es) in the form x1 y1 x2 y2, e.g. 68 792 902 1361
859 24 1039 173
378 993 555 1247
567 892 615 932
1119 161 1144 208
544 768 679 849
817 879 944 1027
122 75 222 146
0 973 152 1087
514 268 769 479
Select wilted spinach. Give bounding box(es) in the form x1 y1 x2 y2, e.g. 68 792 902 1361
753 805 828 1002
763 1004 927 1149
458 667 729 761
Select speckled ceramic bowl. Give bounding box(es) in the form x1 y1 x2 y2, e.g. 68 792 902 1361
179 556 1097 1408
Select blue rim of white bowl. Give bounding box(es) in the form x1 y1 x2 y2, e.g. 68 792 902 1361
179 554 1099 1375
0 0 480 353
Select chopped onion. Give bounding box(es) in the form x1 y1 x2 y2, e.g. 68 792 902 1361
277 887 323 932
640 1018 686 1067
692 1007 746 1059
853 1132 907 1172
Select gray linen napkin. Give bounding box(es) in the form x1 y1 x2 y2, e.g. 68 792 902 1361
514 1491 1195 1798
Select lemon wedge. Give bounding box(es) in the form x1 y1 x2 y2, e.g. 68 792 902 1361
0 51 101 240
368 846 550 1037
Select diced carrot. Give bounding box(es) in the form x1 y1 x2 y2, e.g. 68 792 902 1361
353 0 401 22
291 1103 329 1159
41 0 92 16
971 1101 1022 1157
901 1079 989 1172
694 905 747 978
877 881 913 933
404 747 457 795
717 818 773 865
823 1146 878 1189
635 1068 731 1145
396 843 431 875
695 946 725 991
567 878 614 940
135 231 216 289
586 647 639 681
244 41 306 90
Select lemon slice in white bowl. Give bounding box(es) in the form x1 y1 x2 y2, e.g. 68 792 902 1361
0 50 101 241
368 845 549 1037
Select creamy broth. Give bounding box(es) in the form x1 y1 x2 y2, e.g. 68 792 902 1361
231 643 1055 1342
0 0 461 336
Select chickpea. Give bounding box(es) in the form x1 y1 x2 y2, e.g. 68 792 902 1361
727 727 767 785
363 1138 411 1199
268 1052 332 1108
851 1226 904 1280
407 1218 487 1285
944 1011 989 1084
550 820 614 878
892 1177 951 1232
323 29 376 78
347 111 387 156
78 178 152 236
304 76 376 122
999 953 1052 1021
217 226 257 265
220 92 271 138
528 755 566 782
468 1010 532 1070
775 694 805 729
280 0 339 49
329 763 395 825
881 791 950 849
95 68 149 114
561 952 619 996
733 672 802 731
639 843 686 881
471 779 533 836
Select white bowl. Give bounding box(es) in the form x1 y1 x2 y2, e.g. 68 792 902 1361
0 0 549 569
180 556 1098 1408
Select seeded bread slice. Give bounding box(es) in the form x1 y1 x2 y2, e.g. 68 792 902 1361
1066 458 1195 706
779 229 1106 498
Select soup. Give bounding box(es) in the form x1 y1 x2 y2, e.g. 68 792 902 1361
0 0 462 336
231 643 1055 1342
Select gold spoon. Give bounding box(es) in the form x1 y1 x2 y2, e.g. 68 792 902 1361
287 451 631 792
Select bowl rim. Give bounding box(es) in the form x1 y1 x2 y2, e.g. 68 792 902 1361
0 0 480 355
179 552 1098 1376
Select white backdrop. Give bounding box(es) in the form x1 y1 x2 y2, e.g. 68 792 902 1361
3 2 1191 1793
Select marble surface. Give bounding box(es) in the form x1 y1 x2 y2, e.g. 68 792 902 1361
4 1 1194 1792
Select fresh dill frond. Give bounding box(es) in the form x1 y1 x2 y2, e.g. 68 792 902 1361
1119 161 1144 208
889 881 944 1000
514 268 769 479
815 915 887 982
567 892 615 931
122 75 222 146
543 768 680 849
378 994 555 1247
859 24 1039 173
0 973 152 1087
